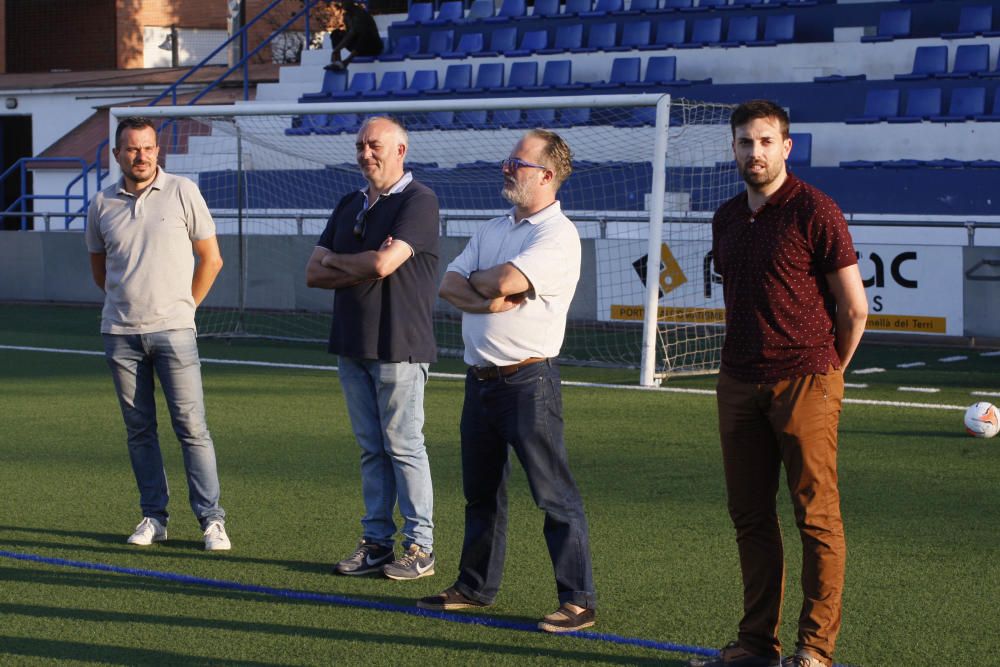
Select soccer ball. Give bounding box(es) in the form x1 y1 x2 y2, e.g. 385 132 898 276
963 402 999 439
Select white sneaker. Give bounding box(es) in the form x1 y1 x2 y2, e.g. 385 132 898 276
781 650 826 667
203 520 231 551
127 517 167 546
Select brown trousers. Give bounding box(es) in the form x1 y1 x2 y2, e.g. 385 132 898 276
715 369 846 666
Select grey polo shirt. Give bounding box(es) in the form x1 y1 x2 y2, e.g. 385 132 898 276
446 201 581 366
85 168 216 335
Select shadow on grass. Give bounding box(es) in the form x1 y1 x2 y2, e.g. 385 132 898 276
0 634 282 666
0 602 688 666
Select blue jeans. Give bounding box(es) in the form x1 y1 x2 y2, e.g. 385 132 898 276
338 357 434 552
103 329 224 529
455 360 596 609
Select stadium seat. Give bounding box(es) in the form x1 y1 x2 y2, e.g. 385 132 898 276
582 0 624 17
508 29 548 56
454 109 489 128
638 17 685 49
330 71 376 98
525 0 561 19
591 56 641 88
940 44 990 78
315 113 360 135
474 26 517 56
622 0 659 13
573 22 617 52
630 55 688 86
441 32 484 58
538 24 584 54
406 110 455 130
396 69 438 96
721 15 759 46
366 71 406 98
299 69 347 102
393 2 434 27
752 13 794 46
788 132 811 167
607 20 651 51
491 108 523 127
524 59 585 91
895 45 948 81
678 16 721 47
563 0 593 16
285 114 328 136
974 91 1000 121
554 107 592 127
471 62 505 91
930 87 987 122
613 106 657 127
861 8 911 43
503 61 539 90
466 0 495 21
410 29 454 59
380 34 421 61
427 0 464 25
731 0 764 8
693 0 727 10
516 108 558 128
663 0 693 7
845 88 900 123
486 0 527 22
888 87 942 123
941 5 994 39
427 63 473 94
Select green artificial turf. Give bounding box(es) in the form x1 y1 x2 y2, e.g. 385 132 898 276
1 303 998 665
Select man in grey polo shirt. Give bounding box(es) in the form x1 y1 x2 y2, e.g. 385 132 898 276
419 129 596 633
85 116 230 551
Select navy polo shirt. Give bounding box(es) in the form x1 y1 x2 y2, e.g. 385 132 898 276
317 178 440 363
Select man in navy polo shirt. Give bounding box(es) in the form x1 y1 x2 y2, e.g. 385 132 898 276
306 115 439 581
693 100 868 667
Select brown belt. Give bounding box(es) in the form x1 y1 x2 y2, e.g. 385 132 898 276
470 357 547 381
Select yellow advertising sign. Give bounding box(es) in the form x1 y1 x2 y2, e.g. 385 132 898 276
610 305 726 323
865 314 946 333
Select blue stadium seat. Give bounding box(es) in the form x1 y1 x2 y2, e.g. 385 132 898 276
427 0 464 25
788 132 811 167
380 34 421 61
845 88 900 123
406 111 455 130
466 0 496 21
940 44 990 78
730 0 764 8
941 5 994 39
366 71 407 98
517 108 558 128
638 17 685 49
631 55 687 86
427 63 473 94
607 20 651 50
285 114 328 136
564 0 593 16
591 56 641 88
930 87 987 122
663 0 693 8
888 87 942 123
693 0 727 10
555 107 592 127
508 29 548 56
582 0 624 17
573 22 617 52
678 16 721 47
492 108 523 127
974 91 1000 121
720 15 758 46
455 109 489 127
330 71 376 98
315 114 360 135
411 29 454 59
504 61 539 90
538 23 584 54
895 45 948 80
486 0 527 22
861 8 911 43
442 32 484 58
393 2 434 27
613 106 657 127
752 13 794 46
623 0 659 13
524 59 585 91
525 0 561 19
474 26 517 56
471 62 505 91
396 69 438 96
299 69 347 102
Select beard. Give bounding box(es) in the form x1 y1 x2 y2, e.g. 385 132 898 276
501 179 531 207
738 159 783 190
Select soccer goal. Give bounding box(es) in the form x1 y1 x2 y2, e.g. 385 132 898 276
109 94 738 385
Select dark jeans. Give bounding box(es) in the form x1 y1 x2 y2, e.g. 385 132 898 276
716 369 846 666
454 360 596 609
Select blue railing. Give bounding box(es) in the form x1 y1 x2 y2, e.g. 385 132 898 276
1 157 88 230
12 0 321 229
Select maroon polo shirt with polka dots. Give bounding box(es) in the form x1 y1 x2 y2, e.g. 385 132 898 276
712 172 858 384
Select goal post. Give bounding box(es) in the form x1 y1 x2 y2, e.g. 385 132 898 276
108 94 737 384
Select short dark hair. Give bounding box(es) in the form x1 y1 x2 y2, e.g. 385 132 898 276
114 117 158 148
729 100 790 139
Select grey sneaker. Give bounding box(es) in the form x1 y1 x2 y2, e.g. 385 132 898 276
127 517 167 546
382 544 435 580
203 520 231 551
781 651 826 667
334 538 394 575
688 642 780 667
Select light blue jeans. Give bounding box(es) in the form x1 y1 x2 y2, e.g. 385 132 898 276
338 356 434 552
103 329 225 529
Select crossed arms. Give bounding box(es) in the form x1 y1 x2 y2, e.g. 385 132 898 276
439 263 531 314
305 236 414 290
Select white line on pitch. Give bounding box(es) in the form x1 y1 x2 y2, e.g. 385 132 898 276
844 383 868 389
938 355 968 363
972 391 1000 397
852 367 885 375
898 386 941 393
981 351 1000 357
896 362 925 368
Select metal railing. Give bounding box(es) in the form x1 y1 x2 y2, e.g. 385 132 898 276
0 158 89 230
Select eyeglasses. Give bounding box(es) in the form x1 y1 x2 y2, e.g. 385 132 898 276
353 206 369 240
500 157 549 172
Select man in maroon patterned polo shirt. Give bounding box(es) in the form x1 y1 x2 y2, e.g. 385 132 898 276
690 100 868 667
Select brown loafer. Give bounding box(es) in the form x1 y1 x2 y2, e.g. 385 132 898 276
538 603 595 633
417 586 491 611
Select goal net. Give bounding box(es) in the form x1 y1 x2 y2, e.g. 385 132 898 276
110 95 738 384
